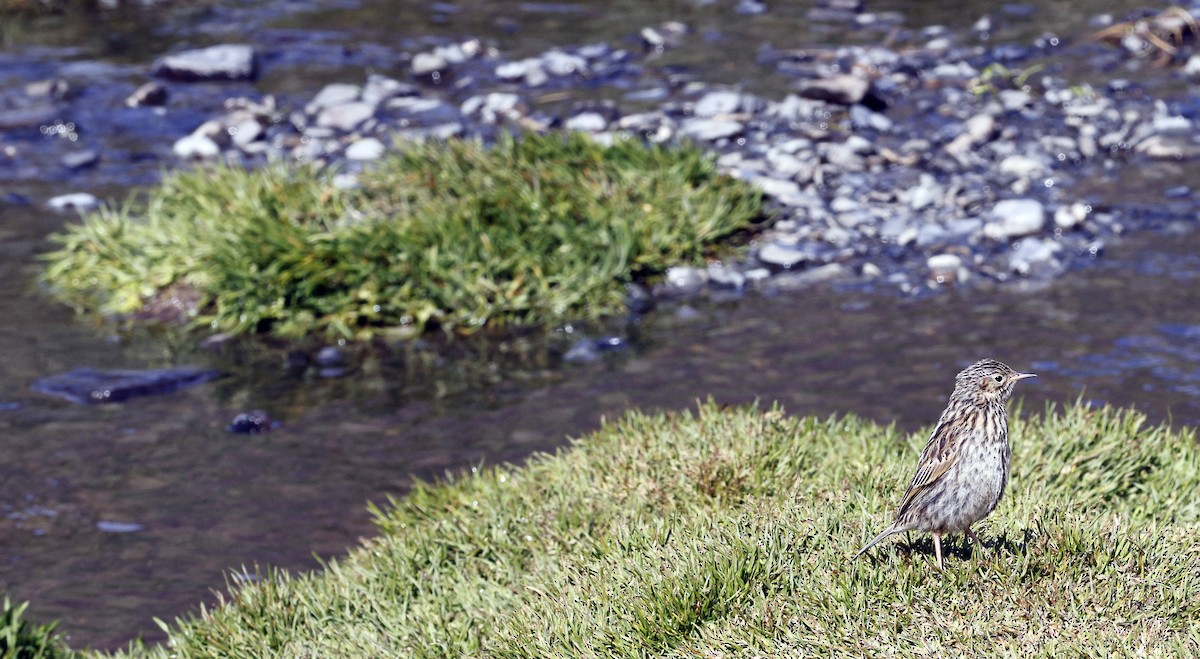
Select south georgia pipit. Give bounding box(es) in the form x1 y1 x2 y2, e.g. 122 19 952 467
855 358 1036 570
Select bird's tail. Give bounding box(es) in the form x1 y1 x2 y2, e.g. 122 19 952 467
854 524 905 560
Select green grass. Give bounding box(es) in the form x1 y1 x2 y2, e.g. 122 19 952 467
41 132 763 340
88 400 1199 657
0 597 68 659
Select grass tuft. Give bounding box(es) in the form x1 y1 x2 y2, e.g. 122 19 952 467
41 132 762 340
90 401 1200 657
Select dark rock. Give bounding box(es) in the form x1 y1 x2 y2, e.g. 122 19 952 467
797 74 869 105
125 82 168 107
227 410 276 434
31 366 220 404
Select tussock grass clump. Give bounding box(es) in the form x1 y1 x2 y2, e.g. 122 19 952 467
41 132 762 339
104 401 1200 657
0 597 68 659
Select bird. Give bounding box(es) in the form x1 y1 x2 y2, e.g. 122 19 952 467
854 358 1036 570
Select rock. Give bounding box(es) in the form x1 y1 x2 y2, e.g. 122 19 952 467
461 93 522 123
1185 53 1200 78
1151 114 1192 135
31 366 220 404
985 199 1045 240
316 101 376 131
0 104 58 129
679 118 743 141
707 263 746 289
944 114 996 155
542 50 587 76
908 173 942 211
307 83 361 113
173 133 221 159
1135 135 1200 159
565 111 608 132
1009 237 1062 276
758 242 815 269
694 90 742 117
662 265 706 294
766 263 846 289
927 253 962 277
797 74 869 105
47 193 100 212
752 177 803 204
998 89 1032 111
97 521 144 533
152 44 258 81
412 52 448 76
227 410 276 434
125 81 168 107
61 150 99 170
999 155 1045 178
362 75 415 106
1054 202 1090 229
346 137 386 160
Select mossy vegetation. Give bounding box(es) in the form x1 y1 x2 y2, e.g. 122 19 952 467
75 401 1199 657
41 132 763 340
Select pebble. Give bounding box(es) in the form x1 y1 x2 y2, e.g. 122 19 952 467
797 74 869 105
985 199 1045 240
345 137 386 160
47 192 100 212
173 133 221 159
680 118 743 141
316 102 376 131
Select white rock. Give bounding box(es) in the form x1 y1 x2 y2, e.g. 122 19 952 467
1054 202 1090 229
927 253 962 273
999 155 1045 178
173 133 221 159
346 137 386 161
565 112 608 132
47 192 100 212
985 199 1045 240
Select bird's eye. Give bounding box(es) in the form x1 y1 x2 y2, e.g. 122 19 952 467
992 374 1004 383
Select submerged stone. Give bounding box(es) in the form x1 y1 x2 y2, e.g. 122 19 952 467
32 366 220 404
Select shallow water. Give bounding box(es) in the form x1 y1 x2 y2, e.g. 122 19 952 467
2 0 1198 650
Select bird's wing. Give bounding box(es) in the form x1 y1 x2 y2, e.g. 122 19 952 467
895 420 962 517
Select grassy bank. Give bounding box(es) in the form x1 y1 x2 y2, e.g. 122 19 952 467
64 400 1194 657
41 132 762 340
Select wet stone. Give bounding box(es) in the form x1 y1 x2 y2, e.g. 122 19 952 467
680 118 743 141
173 133 221 159
61 150 99 170
153 44 258 81
31 366 220 404
125 82 168 107
985 199 1045 240
47 193 99 212
565 111 608 132
1009 237 1063 276
346 137 386 160
316 101 376 131
797 74 869 105
227 410 277 434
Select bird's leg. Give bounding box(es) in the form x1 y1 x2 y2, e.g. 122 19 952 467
966 527 989 555
933 533 944 570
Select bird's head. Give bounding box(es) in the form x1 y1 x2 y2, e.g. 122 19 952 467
956 358 1036 403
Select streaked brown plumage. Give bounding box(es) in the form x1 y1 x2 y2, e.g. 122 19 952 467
855 358 1036 570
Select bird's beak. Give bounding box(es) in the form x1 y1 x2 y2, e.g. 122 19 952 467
1014 372 1037 381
